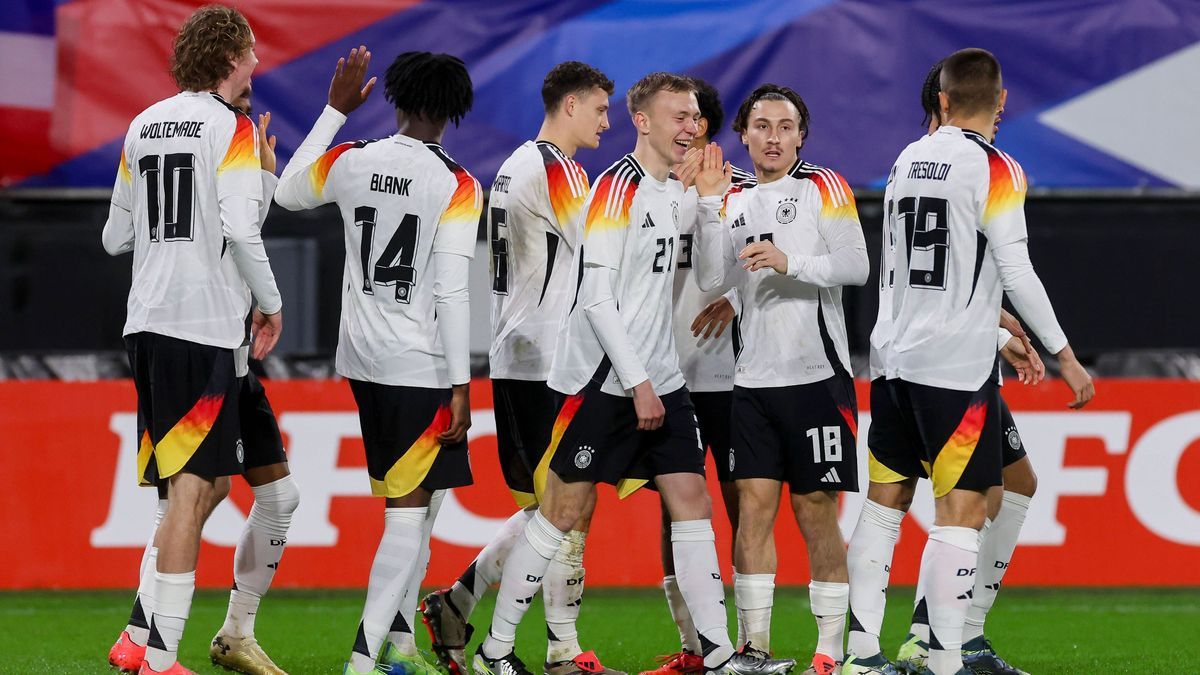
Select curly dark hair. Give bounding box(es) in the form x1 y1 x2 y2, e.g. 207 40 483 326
170 5 254 91
732 84 810 142
691 77 724 142
383 52 474 127
626 72 695 116
542 61 614 113
921 59 945 129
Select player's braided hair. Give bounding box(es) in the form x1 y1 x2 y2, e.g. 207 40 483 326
731 84 810 142
921 60 945 130
542 61 614 113
691 78 724 142
383 52 474 127
170 5 254 92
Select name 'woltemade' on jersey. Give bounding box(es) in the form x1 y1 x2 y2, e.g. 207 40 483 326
112 91 279 348
547 154 687 398
286 135 481 388
488 140 589 381
880 125 1030 391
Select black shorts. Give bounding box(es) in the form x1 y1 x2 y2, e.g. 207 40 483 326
492 378 557 507
545 383 705 496
998 396 1026 467
348 380 472 498
240 370 287 470
125 332 243 486
867 377 1003 498
730 373 860 494
692 390 733 482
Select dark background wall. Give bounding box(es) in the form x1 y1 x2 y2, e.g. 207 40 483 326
3 193 1196 359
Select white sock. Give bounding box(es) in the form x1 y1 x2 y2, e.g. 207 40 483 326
482 510 564 659
450 507 534 620
126 500 168 646
922 526 979 675
733 573 775 652
145 570 196 670
349 507 427 673
663 576 702 653
544 530 587 663
732 567 745 648
846 500 904 658
221 476 300 639
671 520 733 669
810 581 849 662
963 492 1029 643
389 490 444 656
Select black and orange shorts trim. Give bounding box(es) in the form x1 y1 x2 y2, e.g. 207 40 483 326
239 370 287 470
692 390 734 482
867 377 1003 498
730 372 860 494
542 382 705 495
492 378 558 507
125 332 243 486
349 380 472 498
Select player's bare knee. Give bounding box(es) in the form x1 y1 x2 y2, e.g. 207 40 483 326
866 478 916 511
1002 458 1037 498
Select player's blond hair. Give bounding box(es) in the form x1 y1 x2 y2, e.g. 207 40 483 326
170 5 254 92
626 72 695 116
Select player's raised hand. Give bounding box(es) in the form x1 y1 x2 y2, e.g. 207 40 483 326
250 308 282 360
632 380 665 431
694 142 732 197
328 45 377 115
1000 334 1044 386
1056 345 1095 409
257 112 278 174
690 295 736 339
739 239 788 274
675 147 703 189
438 383 472 444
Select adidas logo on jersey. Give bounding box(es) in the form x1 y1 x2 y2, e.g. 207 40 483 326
819 467 842 484
641 213 656 229
731 214 747 229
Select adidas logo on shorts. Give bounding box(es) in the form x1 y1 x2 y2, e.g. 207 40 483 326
819 467 841 484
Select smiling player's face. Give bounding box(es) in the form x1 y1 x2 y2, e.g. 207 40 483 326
742 98 802 175
641 89 699 168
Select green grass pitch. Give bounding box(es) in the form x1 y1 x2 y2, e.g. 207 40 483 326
1 587 1196 674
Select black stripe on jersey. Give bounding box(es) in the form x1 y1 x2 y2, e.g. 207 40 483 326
619 153 646 179
569 244 586 315
966 230 988 306
588 355 614 389
539 232 561 306
210 92 251 121
816 298 850 379
787 158 811 179
962 129 1007 163
424 142 467 173
731 316 743 360
730 164 756 187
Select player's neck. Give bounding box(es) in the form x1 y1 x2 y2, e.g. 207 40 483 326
211 81 238 104
755 166 789 185
397 119 444 145
536 119 579 158
943 115 996 143
632 139 671 182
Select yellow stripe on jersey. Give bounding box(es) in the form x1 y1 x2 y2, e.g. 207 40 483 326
809 166 860 222
982 149 1028 226
118 149 131 184
584 168 638 233
306 141 358 199
931 400 988 498
369 405 451 498
439 164 484 228
217 114 258 175
546 154 589 227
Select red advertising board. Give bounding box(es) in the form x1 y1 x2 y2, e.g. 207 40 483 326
1 378 1198 589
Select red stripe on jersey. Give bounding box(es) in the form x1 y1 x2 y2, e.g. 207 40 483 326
584 168 638 233
217 114 257 175
808 166 859 221
441 164 483 227
307 141 358 197
545 155 589 228
983 150 1027 225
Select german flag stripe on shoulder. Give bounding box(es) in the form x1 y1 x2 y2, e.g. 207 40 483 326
217 113 257 175
538 141 589 227
964 131 1028 225
584 155 642 233
426 143 482 226
790 160 857 219
307 141 362 198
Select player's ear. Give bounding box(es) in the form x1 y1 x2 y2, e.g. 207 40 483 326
633 110 649 135
938 91 950 119
695 117 709 140
998 88 1008 111
740 130 749 147
564 94 576 118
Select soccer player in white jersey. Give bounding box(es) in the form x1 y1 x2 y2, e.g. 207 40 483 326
420 62 620 675
472 73 793 675
690 84 869 675
104 82 306 675
101 6 283 674
855 49 1094 675
273 50 481 675
641 78 754 675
